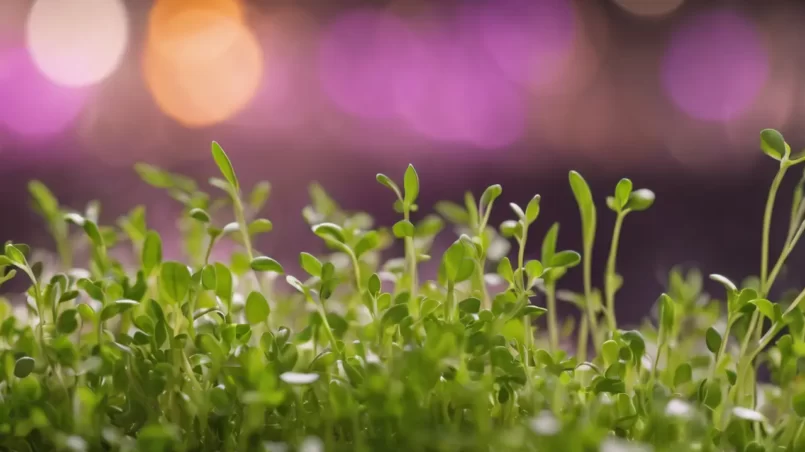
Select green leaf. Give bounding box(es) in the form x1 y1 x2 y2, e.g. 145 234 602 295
440 236 476 283
249 181 272 212
568 171 596 243
509 203 526 221
354 231 380 257
615 179 632 210
403 164 419 207
415 215 444 237
250 256 284 273
435 201 469 225
142 230 162 275
382 304 409 327
299 252 322 277
751 299 779 321
58 289 78 303
312 222 346 243
541 222 559 264
159 262 191 304
525 260 543 280
82 220 104 248
248 219 273 236
674 363 692 386
245 291 270 325
626 189 655 212
14 356 35 378
760 129 786 160
392 220 415 238
77 278 104 301
710 273 737 293
211 141 239 192
188 208 210 223
499 220 522 239
479 184 502 212
525 195 541 224
214 263 232 302
705 327 722 354
368 274 381 297
549 251 581 269
519 305 547 318
621 330 646 364
659 293 675 335
56 309 79 334
602 340 619 366
458 297 481 314
4 244 27 268
201 264 217 290
100 299 139 322
498 258 514 282
28 181 59 218
376 174 401 198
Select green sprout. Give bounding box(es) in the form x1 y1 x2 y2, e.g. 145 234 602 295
0 129 802 451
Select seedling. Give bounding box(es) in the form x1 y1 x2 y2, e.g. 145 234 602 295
0 129 803 451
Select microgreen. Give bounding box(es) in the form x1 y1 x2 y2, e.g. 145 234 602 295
0 129 804 451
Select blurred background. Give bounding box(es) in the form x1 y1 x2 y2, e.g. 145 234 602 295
2 0 805 323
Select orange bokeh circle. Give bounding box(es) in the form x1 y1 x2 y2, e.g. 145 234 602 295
143 0 263 127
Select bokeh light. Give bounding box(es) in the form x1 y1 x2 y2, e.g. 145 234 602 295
148 0 244 43
479 0 576 91
318 9 419 120
393 8 526 149
661 10 769 122
725 10 797 147
26 0 129 87
0 46 89 137
532 2 614 154
144 0 263 127
233 8 319 132
614 0 684 18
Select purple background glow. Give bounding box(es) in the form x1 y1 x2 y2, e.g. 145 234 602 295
661 10 769 122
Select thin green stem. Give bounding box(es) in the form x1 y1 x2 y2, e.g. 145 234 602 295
766 220 805 295
577 314 589 361
732 286 805 405
786 194 805 245
233 194 266 293
581 236 599 354
761 164 788 293
604 211 627 331
404 209 418 305
707 320 732 382
348 250 363 292
546 282 559 353
445 282 456 323
517 232 527 293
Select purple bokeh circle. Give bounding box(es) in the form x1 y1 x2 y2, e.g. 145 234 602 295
318 10 420 120
480 0 576 89
661 10 769 122
393 8 526 149
0 47 89 136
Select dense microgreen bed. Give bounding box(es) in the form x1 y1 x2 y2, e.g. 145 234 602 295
2 130 805 452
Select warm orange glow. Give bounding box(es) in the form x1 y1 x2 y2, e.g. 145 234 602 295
143 0 262 127
148 0 243 50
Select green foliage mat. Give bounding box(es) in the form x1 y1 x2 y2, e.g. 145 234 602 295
1 130 805 451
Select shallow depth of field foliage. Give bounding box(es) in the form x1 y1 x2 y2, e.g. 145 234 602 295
2 130 805 451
